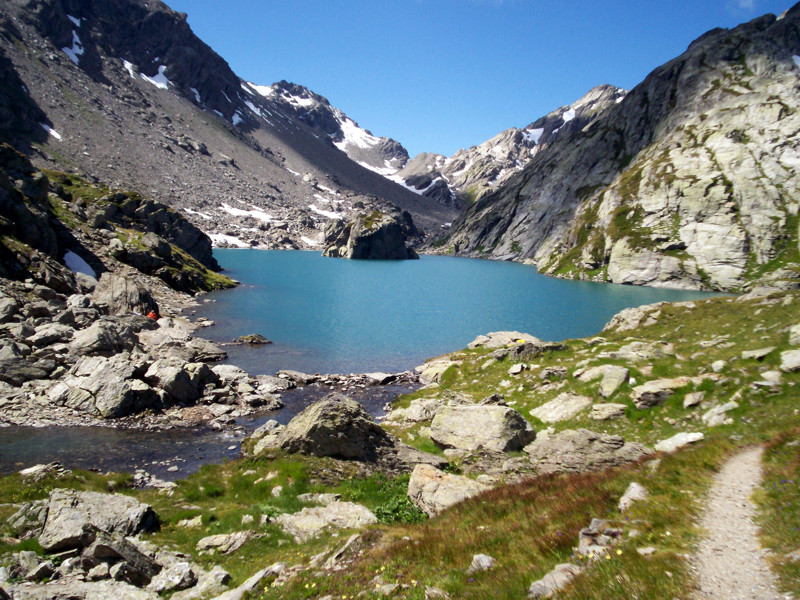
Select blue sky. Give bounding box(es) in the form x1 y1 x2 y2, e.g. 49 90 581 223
167 0 793 157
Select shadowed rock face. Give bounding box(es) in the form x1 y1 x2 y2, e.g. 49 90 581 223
443 8 800 292
322 209 419 260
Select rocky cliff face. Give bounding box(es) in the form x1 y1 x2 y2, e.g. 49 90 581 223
441 8 800 292
322 208 420 260
0 143 229 295
0 0 458 252
392 86 627 209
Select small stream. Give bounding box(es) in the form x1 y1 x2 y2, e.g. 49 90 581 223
0 382 415 481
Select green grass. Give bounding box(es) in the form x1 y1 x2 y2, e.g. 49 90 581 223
755 429 800 598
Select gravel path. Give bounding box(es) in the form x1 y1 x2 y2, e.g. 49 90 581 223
692 447 789 600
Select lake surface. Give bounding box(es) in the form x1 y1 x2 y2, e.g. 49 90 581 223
195 250 720 375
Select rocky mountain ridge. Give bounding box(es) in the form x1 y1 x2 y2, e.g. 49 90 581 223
440 6 800 293
256 80 411 177
393 85 628 208
0 0 459 252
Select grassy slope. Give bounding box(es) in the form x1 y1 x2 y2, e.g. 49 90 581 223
0 290 798 599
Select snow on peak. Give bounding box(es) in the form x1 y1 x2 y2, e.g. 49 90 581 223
246 82 276 98
335 116 380 151
62 30 84 65
141 65 171 90
67 14 82 27
562 108 576 123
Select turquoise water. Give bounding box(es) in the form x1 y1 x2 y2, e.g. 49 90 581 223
195 250 721 376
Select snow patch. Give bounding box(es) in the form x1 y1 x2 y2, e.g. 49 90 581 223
793 55 800 69
209 234 249 248
562 108 576 123
63 251 95 278
286 168 300 176
62 30 84 65
244 100 261 117
219 203 273 223
40 123 62 140
232 112 243 126
190 87 201 103
355 160 397 176
301 235 320 247
317 185 338 195
313 194 332 204
141 65 171 90
387 174 425 195
213 110 224 118
615 96 625 104
67 14 82 27
122 59 136 78
183 207 211 220
523 128 544 144
309 204 342 219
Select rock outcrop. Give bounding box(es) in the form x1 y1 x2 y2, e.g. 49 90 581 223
407 464 490 517
394 85 627 207
262 393 394 459
430 405 536 452
38 489 158 552
524 429 652 474
275 501 378 542
322 208 419 260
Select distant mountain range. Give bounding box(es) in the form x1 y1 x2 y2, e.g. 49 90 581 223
0 0 458 251
2 0 799 292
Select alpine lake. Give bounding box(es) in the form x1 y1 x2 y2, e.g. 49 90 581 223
1 250 723 479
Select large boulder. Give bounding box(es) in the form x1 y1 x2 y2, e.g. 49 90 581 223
780 349 800 372
38 489 158 552
654 432 704 453
275 501 378 542
92 273 158 316
407 464 490 517
530 393 592 423
577 364 629 398
468 331 541 349
144 360 215 404
69 318 138 356
65 355 158 418
430 405 535 452
524 429 652 474
274 393 393 459
321 209 419 260
630 377 691 409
